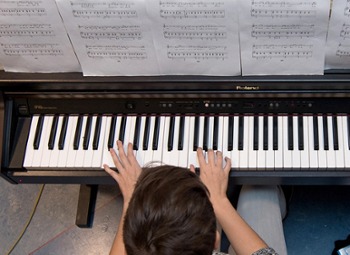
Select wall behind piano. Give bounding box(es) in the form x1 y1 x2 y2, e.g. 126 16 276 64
0 0 349 76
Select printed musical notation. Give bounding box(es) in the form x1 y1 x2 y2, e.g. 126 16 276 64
163 25 226 40
252 44 313 59
340 23 350 39
251 0 317 18
167 45 227 61
0 24 54 37
79 25 142 40
70 1 137 19
336 43 350 57
86 45 147 61
2 43 63 56
0 8 46 16
160 9 225 19
251 24 314 39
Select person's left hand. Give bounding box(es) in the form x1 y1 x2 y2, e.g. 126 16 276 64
103 140 142 206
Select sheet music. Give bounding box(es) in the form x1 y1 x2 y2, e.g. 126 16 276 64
0 0 80 73
325 0 350 69
55 0 159 76
239 0 330 75
146 0 241 75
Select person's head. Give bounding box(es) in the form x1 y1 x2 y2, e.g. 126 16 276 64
123 165 218 255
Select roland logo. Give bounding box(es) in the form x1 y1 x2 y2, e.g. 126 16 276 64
34 105 57 110
236 85 260 91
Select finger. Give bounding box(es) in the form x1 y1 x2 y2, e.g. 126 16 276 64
196 147 206 166
223 157 232 176
117 140 130 167
189 164 195 173
103 164 120 181
109 147 124 170
127 142 138 165
207 149 215 166
216 150 223 166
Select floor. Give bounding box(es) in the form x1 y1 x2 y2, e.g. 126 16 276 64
1 176 350 255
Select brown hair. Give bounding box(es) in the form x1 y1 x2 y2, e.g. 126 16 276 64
123 165 217 255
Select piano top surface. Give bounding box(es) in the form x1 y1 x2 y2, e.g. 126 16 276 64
2 70 350 92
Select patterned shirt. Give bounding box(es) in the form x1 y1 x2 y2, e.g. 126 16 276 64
213 247 278 255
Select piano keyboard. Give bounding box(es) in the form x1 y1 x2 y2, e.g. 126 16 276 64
23 114 350 171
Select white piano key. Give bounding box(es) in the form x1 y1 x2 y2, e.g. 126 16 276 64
101 116 114 168
248 116 257 169
239 116 249 169
24 115 40 168
178 117 190 168
342 116 350 168
274 116 283 169
317 115 327 168
38 116 53 167
231 116 239 168
216 116 224 153
144 116 156 165
291 116 300 169
82 116 96 168
74 116 88 167
152 116 165 164
326 115 336 168
187 116 198 167
300 116 309 169
161 116 172 166
221 116 229 163
335 116 345 168
169 116 180 166
207 116 214 150
57 116 75 168
282 116 292 169
266 116 274 169
92 116 107 168
257 116 265 169
48 116 63 168
307 116 318 169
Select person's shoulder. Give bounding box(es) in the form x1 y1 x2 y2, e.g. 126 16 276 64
212 252 229 255
252 247 279 255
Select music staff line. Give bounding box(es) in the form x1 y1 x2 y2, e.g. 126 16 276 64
252 1 317 8
0 7 46 16
251 24 315 38
251 9 316 18
252 44 313 59
72 10 137 19
167 45 227 61
160 9 225 19
80 31 142 40
159 1 224 8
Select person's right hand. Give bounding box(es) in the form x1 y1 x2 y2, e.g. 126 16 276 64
190 147 231 204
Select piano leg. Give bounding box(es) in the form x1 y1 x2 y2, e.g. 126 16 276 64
75 184 98 228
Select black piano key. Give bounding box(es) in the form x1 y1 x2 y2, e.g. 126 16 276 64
83 116 93 150
58 115 69 150
118 116 127 143
273 115 278 150
73 115 83 150
298 115 304 150
238 115 244 151
332 115 339 150
48 115 59 150
153 116 160 150
263 115 268 150
253 116 259 150
213 116 219 150
228 116 234 151
203 116 209 151
168 116 175 151
193 116 200 151
133 116 141 150
107 116 117 149
178 116 185 150
143 116 151 150
313 115 319 150
323 115 329 150
92 115 102 150
348 116 350 150
33 115 44 150
288 115 293 150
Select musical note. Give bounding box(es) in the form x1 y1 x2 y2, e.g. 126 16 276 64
251 9 316 18
160 9 225 19
340 24 350 39
251 24 315 38
336 43 350 57
0 7 46 16
86 45 147 61
167 45 227 61
0 24 54 37
252 44 313 59
78 25 142 40
163 25 226 40
2 43 63 56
